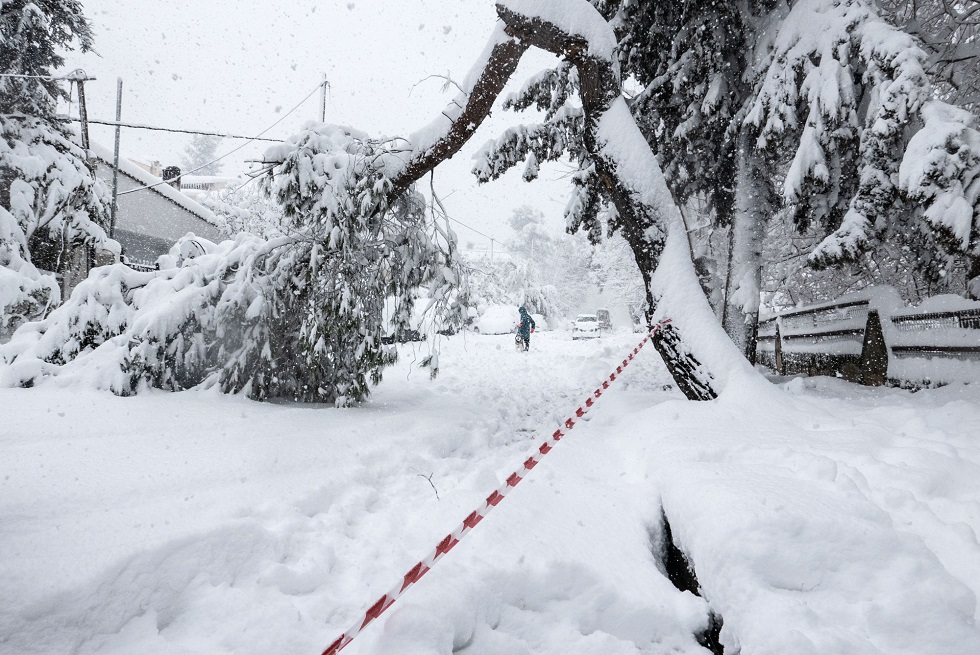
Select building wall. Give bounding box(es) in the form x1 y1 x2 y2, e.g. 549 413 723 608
95 161 224 262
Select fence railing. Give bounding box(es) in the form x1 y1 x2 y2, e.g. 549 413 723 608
756 291 980 386
122 259 159 273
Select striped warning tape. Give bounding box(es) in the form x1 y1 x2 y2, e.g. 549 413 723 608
320 319 671 655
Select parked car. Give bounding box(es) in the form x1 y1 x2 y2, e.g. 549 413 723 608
472 304 518 335
596 308 612 330
572 313 601 339
380 328 423 345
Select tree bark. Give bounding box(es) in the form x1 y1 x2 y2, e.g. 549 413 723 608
722 126 773 364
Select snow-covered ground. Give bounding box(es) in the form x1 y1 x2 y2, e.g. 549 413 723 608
2 329 978 654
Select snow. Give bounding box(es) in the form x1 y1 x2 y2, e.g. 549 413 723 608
3 331 979 654
911 294 980 314
653 222 763 395
497 0 618 61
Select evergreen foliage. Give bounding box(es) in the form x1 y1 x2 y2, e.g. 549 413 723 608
619 0 769 226
478 0 980 315
199 182 284 238
0 0 112 334
878 0 980 111
180 134 223 176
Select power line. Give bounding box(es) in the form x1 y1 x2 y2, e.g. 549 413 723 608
443 213 498 242
67 117 284 142
0 73 65 80
117 82 323 196
1 68 94 80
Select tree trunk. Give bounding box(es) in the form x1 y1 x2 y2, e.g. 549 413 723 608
496 3 719 400
722 126 772 364
387 29 529 197
967 255 980 300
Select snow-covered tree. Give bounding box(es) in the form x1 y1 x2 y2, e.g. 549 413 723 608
180 134 223 176
1 0 113 335
749 0 980 298
878 0 980 110
619 0 770 225
462 205 593 324
481 0 980 352
897 100 980 295
1 25 531 402
475 0 770 356
507 204 544 232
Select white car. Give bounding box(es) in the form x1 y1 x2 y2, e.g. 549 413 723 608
572 313 601 339
472 304 518 335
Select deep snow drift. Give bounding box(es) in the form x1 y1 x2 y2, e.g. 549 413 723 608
1 329 978 654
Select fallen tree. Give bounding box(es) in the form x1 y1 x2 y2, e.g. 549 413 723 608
4 1 769 402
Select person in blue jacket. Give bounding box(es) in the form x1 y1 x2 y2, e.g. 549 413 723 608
516 305 536 351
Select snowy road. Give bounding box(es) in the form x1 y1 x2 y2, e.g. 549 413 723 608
1 329 979 654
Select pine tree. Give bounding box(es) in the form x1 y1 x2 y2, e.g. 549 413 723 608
475 0 772 347
480 0 980 335
749 0 979 296
1 0 112 334
180 134 223 176
2 125 470 405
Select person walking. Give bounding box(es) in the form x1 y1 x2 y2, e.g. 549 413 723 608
516 305 536 351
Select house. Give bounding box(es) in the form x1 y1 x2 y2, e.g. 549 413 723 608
128 158 239 200
90 143 225 266
177 174 239 200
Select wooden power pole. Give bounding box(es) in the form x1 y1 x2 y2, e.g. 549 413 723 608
64 69 96 151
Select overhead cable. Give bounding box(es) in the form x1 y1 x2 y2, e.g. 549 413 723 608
118 82 323 196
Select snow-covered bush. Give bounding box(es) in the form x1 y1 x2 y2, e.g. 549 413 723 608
2 124 468 405
0 209 60 337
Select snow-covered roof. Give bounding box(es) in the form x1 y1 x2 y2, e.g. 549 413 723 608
88 142 219 227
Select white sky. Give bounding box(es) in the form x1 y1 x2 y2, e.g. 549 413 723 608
61 0 572 245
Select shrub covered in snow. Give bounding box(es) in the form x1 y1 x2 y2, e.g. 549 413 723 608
2 125 468 405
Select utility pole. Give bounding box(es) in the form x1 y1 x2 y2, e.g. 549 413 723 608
109 77 123 239
64 69 95 150
319 74 329 122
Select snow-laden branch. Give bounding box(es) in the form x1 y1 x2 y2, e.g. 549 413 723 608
746 0 935 266
899 101 980 255
263 24 529 204
496 0 764 396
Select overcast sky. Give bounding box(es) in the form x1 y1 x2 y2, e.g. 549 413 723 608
61 0 572 245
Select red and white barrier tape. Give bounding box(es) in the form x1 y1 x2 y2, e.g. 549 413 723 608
319 319 671 655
